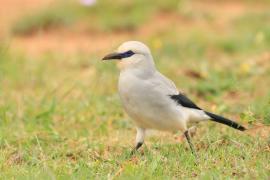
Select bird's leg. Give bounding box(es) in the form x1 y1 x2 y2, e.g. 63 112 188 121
134 142 143 151
130 127 145 155
184 130 197 158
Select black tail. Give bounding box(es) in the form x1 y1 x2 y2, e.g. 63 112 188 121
205 111 246 131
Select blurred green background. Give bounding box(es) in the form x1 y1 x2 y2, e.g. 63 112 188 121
0 0 269 179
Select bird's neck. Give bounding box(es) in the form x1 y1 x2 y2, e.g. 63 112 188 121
120 62 156 79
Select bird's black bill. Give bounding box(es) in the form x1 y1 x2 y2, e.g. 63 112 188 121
102 50 135 60
102 52 123 60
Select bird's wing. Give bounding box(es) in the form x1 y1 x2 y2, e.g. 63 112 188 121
152 71 179 94
169 93 201 110
153 72 201 110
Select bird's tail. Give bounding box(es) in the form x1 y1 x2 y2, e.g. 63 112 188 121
205 111 246 131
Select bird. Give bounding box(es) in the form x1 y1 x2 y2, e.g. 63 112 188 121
102 41 246 156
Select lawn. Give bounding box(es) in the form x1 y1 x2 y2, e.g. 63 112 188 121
0 0 270 179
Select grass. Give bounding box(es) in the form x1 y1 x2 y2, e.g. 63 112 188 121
1 0 270 179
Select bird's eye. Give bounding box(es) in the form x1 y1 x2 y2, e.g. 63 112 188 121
126 50 134 55
122 50 135 58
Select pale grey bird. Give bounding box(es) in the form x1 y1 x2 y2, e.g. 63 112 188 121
102 41 246 156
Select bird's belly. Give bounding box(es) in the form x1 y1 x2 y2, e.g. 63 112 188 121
120 91 185 131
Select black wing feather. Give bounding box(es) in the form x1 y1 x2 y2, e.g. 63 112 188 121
169 93 201 110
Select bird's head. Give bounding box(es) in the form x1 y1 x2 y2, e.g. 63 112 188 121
102 41 155 71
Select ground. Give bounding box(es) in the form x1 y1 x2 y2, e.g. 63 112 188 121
0 0 269 179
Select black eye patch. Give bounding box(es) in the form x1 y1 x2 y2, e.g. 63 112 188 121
121 50 135 59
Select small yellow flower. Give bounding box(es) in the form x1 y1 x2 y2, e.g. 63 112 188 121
239 62 251 75
211 105 217 112
255 31 264 45
201 71 208 79
152 38 163 50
